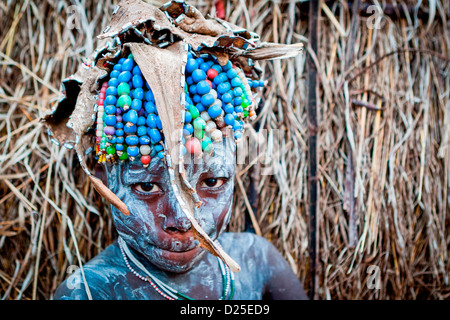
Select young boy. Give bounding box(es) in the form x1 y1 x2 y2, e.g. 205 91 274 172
48 0 306 300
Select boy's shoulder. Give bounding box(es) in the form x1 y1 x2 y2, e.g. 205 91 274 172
54 241 127 300
219 232 274 252
218 232 281 268
219 232 308 300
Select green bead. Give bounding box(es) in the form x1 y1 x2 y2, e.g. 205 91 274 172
243 110 249 118
117 82 130 96
203 143 213 153
193 117 206 130
189 106 200 119
100 136 107 149
118 95 132 107
242 98 250 109
202 137 212 152
194 129 204 139
119 151 128 160
106 145 116 155
128 53 133 59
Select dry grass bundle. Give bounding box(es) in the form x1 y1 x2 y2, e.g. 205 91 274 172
0 0 448 300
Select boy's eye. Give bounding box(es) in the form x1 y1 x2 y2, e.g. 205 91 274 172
201 178 227 188
133 182 160 194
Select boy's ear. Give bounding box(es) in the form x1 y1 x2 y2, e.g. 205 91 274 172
94 163 108 186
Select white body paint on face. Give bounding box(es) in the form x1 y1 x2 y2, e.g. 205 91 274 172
105 137 236 273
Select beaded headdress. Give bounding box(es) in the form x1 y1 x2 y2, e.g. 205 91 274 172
43 0 302 272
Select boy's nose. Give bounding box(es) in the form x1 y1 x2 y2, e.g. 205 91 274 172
163 197 192 233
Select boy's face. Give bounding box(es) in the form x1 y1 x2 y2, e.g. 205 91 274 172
103 137 236 273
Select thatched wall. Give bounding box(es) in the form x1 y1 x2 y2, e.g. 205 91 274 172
0 0 448 299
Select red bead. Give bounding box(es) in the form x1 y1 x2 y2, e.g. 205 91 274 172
215 0 225 19
99 92 106 99
185 137 202 155
98 99 104 105
207 69 218 80
141 155 151 165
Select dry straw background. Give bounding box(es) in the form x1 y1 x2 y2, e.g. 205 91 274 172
0 0 449 300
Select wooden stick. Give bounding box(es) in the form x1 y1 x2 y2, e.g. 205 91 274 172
351 99 384 111
345 0 361 248
307 0 319 300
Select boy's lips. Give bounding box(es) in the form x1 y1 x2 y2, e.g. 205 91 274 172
159 240 199 252
150 244 204 265
146 236 201 255
142 234 210 267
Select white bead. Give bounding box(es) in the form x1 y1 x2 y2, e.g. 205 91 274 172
205 120 216 133
245 85 252 96
211 129 223 142
140 145 151 155
210 88 217 100
200 111 211 122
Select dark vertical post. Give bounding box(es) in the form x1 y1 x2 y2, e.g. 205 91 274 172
307 0 319 300
245 122 261 234
245 166 259 234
